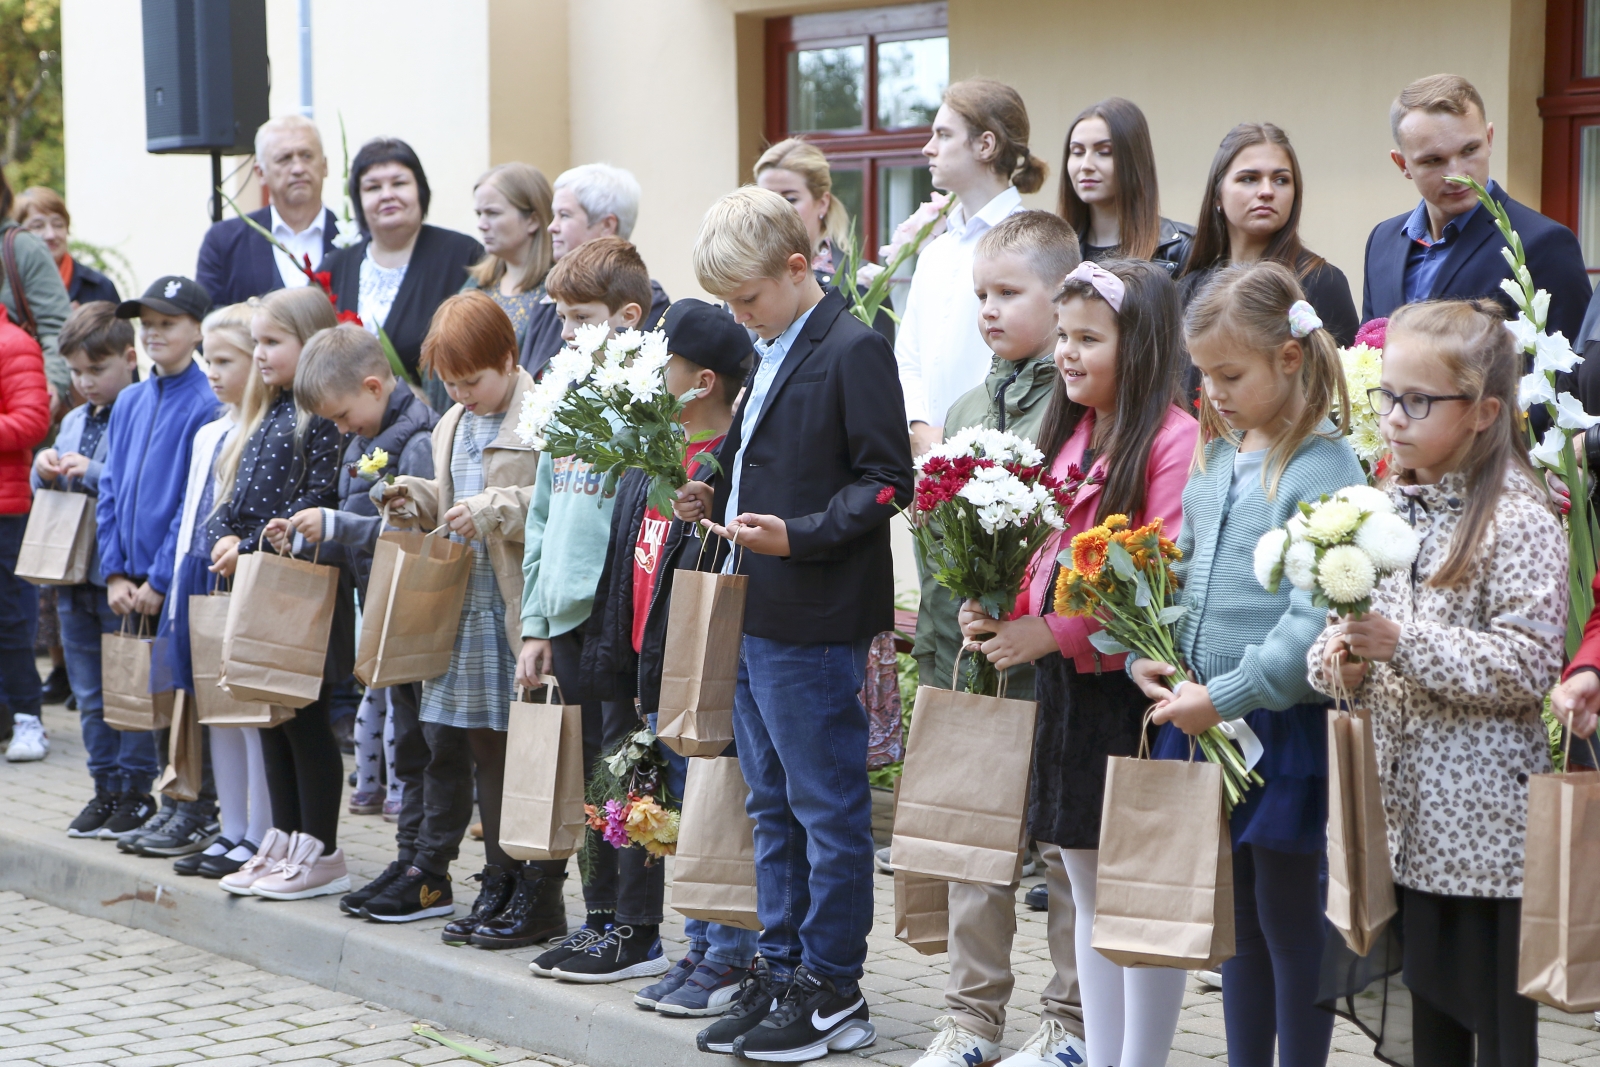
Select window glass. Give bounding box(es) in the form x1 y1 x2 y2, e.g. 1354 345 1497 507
876 37 948 129
829 165 866 260
1588 0 1600 77
788 46 865 132
878 162 936 311
1580 124 1600 270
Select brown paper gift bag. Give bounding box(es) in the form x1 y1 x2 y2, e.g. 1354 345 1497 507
890 667 1038 885
1091 749 1235 970
354 526 471 687
657 567 747 758
893 871 949 955
101 617 174 732
500 678 587 861
1326 705 1396 956
16 488 96 585
671 755 761 930
219 543 338 708
189 589 294 727
1517 764 1600 1011
156 691 203 801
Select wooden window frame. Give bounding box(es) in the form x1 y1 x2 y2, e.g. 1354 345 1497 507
1540 0 1600 249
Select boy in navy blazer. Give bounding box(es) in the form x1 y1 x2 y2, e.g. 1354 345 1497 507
1362 73 1589 340
674 188 913 1061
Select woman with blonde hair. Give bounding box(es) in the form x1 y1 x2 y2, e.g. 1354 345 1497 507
464 163 556 355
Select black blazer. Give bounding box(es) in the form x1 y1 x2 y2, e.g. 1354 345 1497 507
66 258 120 306
195 206 340 307
324 225 485 390
1362 186 1591 340
706 289 914 644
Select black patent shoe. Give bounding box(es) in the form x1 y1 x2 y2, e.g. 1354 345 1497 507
470 866 567 949
174 839 235 876
441 864 514 944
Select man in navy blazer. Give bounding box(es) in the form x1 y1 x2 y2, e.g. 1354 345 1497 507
1362 73 1590 341
195 115 343 307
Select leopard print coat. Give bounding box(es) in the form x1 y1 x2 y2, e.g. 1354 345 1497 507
1307 469 1566 898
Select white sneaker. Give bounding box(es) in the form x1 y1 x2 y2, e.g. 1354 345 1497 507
914 1016 999 1067
874 846 893 875
999 1019 1086 1067
5 714 48 762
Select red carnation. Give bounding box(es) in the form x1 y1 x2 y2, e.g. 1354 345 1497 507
876 486 895 506
336 310 363 326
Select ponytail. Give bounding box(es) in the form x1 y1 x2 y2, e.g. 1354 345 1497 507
943 79 1048 194
1185 260 1348 498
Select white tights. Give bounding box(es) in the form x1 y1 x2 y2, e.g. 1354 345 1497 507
208 725 272 858
1055 847 1187 1067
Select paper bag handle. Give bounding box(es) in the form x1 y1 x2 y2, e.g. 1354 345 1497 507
519 675 565 706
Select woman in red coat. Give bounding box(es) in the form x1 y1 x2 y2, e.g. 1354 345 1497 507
0 305 54 760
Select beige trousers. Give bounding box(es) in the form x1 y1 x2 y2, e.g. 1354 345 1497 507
943 858 1085 1043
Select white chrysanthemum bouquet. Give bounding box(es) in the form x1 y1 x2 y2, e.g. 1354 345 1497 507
1338 343 1388 478
1253 485 1420 618
515 324 717 512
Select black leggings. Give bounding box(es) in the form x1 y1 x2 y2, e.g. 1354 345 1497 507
1221 844 1335 1067
259 689 345 851
412 722 511 874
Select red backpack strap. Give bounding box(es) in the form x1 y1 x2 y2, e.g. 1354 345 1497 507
2 228 40 340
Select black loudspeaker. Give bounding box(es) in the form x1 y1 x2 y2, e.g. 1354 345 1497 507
141 0 269 155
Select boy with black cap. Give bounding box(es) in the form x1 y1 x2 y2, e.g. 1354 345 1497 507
96 275 221 847
549 299 761 1005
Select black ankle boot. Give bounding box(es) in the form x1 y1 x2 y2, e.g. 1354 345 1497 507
440 864 514 944
470 867 567 949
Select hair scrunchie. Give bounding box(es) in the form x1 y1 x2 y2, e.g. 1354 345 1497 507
1288 299 1323 339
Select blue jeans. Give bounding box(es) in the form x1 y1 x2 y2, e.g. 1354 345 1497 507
0 515 40 719
734 634 874 992
655 716 759 969
60 583 158 794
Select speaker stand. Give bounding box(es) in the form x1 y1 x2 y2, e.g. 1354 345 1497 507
210 150 223 224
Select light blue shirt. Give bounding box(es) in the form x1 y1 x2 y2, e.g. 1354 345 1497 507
723 301 819 572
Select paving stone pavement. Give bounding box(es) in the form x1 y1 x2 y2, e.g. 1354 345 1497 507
6 699 1600 1065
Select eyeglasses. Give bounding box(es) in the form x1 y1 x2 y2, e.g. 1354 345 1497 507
1366 387 1474 420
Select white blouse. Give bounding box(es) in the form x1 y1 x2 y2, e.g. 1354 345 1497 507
357 246 408 333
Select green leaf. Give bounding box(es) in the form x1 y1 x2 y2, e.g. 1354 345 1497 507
1133 569 1152 608
374 326 416 387
1087 630 1134 656
1106 539 1136 581
1056 549 1073 567
411 1026 502 1065
1157 604 1187 624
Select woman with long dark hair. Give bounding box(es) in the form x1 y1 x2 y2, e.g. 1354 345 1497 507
1178 123 1357 346
1057 98 1190 273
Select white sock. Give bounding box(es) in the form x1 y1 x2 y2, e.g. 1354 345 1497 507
242 727 273 847
208 724 250 845
1058 849 1187 1067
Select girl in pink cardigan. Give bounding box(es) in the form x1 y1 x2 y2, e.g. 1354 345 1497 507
961 259 1197 1067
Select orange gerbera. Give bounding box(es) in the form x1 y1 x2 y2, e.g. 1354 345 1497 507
1071 526 1111 578
1054 567 1094 617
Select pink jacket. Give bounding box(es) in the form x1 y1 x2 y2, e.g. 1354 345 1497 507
1020 405 1198 673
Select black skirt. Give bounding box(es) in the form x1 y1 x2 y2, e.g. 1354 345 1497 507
1027 652 1154 849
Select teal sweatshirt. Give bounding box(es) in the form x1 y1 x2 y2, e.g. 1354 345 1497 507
1164 425 1364 720
520 451 616 640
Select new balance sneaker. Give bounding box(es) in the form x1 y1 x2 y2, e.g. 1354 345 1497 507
5 714 48 761
697 959 787 1055
102 793 160 841
912 1016 1000 1067
996 1019 1086 1067
550 924 670 983
441 865 513 944
135 804 219 856
251 833 351 901
528 925 607 977
360 866 454 922
341 860 405 916
220 828 293 896
635 952 701 1010
656 960 747 1017
67 790 118 838
733 965 874 1061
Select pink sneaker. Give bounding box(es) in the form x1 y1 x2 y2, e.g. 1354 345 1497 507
220 828 291 896
251 833 351 901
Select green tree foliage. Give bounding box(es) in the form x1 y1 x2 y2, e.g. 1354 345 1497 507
1 0 63 195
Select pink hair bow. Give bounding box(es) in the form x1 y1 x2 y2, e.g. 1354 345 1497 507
1062 261 1125 313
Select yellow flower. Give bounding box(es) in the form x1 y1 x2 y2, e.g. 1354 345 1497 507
625 795 671 841
356 447 390 480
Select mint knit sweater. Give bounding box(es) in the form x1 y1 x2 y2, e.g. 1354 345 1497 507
1165 427 1364 720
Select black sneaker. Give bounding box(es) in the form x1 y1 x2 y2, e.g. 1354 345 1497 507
174 839 234 876
732 965 874 1061
441 865 513 944
527 925 607 977
550 924 672 983
360 866 455 923
67 791 118 838
101 793 159 841
341 860 406 916
40 664 70 705
135 804 219 857
697 959 786 1055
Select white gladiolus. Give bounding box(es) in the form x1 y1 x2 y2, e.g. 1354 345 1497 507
1283 541 1318 591
1353 511 1421 572
1554 392 1600 431
1521 371 1558 412
1534 331 1582 375
1333 484 1392 515
1253 528 1288 590
1318 544 1377 604
1531 426 1567 470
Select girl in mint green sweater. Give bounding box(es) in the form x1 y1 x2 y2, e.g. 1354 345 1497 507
1131 261 1362 1067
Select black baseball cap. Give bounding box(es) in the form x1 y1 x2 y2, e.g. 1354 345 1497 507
660 299 754 380
116 276 213 322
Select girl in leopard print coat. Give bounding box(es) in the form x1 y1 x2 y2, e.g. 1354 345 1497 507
1307 300 1565 1066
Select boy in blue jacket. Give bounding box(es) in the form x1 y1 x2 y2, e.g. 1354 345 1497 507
35 303 160 837
97 276 219 845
